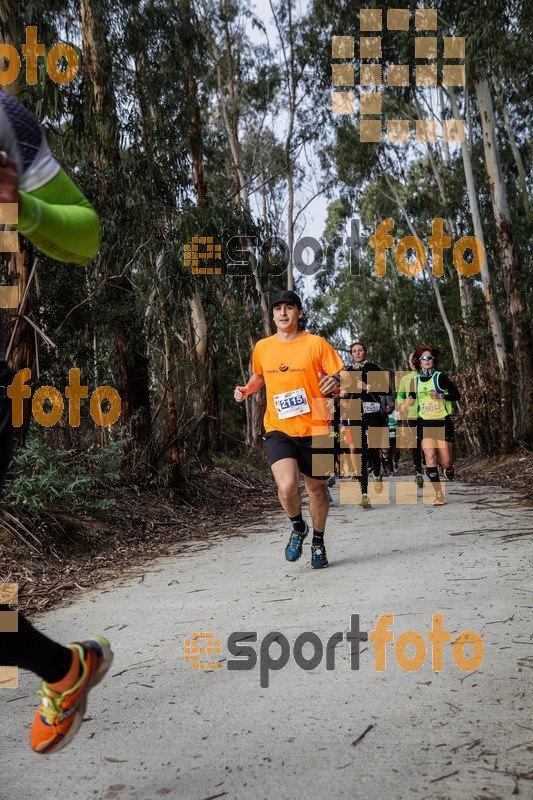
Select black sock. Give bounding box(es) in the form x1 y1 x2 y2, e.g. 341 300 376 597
289 513 306 534
427 467 442 494
445 466 455 480
0 611 73 683
312 530 324 546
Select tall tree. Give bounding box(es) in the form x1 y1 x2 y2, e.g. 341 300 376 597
80 0 154 477
476 78 533 443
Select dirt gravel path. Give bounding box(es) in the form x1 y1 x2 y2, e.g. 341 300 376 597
1 479 532 799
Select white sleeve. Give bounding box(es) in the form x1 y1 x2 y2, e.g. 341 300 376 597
0 92 60 193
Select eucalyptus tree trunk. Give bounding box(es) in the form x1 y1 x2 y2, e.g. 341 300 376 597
383 174 459 368
207 2 270 447
81 0 154 477
184 22 208 211
493 82 530 222
183 2 220 464
269 0 297 290
476 78 533 444
419 104 492 452
449 87 513 452
153 251 182 486
131 40 184 484
210 4 270 333
189 290 219 459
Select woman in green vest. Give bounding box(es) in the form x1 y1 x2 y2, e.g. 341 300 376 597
405 345 461 506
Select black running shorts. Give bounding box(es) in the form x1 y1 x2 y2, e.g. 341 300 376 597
263 431 330 480
417 417 455 445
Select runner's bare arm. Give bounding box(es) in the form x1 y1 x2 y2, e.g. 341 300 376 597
234 373 265 402
0 152 99 265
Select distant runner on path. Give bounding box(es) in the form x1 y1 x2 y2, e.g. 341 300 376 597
234 290 343 569
341 342 388 510
406 345 461 506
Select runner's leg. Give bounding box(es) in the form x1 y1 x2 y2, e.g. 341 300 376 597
271 457 302 518
303 474 329 534
368 447 382 477
422 444 445 504
0 610 72 681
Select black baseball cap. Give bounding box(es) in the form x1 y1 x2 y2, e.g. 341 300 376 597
270 290 302 310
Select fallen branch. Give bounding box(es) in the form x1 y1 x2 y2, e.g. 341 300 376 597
351 724 374 747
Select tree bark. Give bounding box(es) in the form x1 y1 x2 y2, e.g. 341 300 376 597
205 3 271 448
269 0 297 290
383 173 459 368
188 290 219 461
421 120 493 452
154 250 182 486
476 78 533 443
81 0 154 477
448 87 513 452
493 81 530 222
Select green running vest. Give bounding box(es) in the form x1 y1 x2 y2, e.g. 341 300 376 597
416 372 453 420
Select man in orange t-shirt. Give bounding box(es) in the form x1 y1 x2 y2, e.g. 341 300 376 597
234 290 343 569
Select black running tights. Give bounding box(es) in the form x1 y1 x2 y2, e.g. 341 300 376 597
0 607 72 682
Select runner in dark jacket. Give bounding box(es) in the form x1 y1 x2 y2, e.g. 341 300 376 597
340 341 390 509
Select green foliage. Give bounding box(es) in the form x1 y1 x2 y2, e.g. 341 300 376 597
7 0 531 493
4 433 126 515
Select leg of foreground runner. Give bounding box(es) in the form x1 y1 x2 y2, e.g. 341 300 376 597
0 612 113 754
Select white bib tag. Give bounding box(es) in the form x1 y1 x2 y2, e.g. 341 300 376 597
274 387 310 419
363 401 381 414
422 400 443 415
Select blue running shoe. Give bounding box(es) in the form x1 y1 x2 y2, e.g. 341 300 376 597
311 543 329 569
285 523 308 562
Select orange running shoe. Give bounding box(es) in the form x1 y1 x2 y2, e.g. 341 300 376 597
433 494 445 507
30 636 113 754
